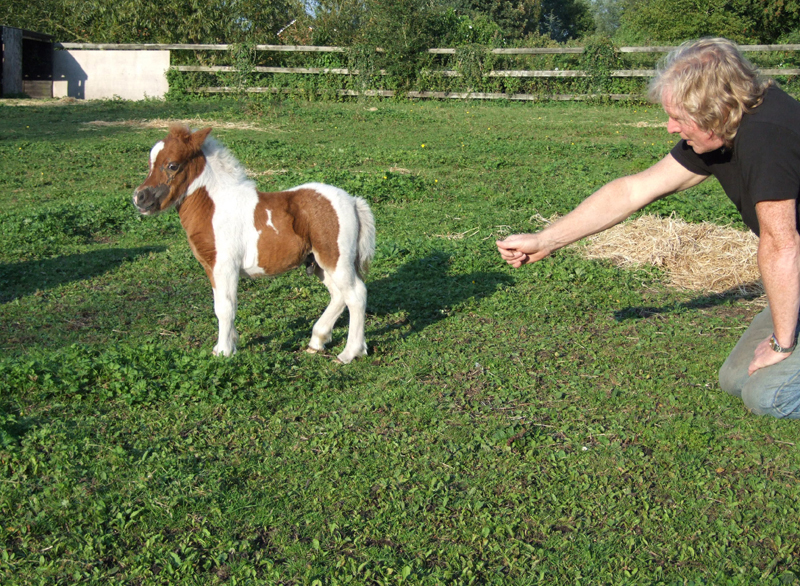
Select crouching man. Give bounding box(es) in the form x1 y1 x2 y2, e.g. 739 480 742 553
497 37 800 418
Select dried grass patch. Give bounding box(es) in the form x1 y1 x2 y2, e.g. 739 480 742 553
567 214 762 297
618 121 668 128
246 169 288 177
434 227 480 240
1 97 84 106
82 119 277 132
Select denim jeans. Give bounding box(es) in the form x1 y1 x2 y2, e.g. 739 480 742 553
718 306 800 418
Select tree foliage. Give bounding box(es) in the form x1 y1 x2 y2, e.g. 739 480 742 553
442 0 542 40
590 0 624 36
539 0 594 41
357 0 442 90
436 9 504 46
306 0 368 45
3 0 800 46
0 0 306 43
615 0 800 44
756 0 800 43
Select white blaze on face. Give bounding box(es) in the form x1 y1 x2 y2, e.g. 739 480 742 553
149 141 165 171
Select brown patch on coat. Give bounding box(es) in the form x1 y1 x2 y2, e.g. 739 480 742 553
254 188 340 275
178 187 217 286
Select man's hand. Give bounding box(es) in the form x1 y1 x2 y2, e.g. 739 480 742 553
496 234 551 268
749 336 792 375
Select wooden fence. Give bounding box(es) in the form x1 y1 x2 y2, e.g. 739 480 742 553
56 42 800 101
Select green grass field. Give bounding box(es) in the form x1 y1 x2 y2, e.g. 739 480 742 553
1 96 798 585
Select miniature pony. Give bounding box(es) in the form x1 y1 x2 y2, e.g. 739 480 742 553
133 125 375 364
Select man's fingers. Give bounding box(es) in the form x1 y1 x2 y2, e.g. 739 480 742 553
748 339 792 375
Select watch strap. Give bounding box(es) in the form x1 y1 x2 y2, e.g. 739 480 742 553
769 333 796 354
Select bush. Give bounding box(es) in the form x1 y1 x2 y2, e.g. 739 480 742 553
579 35 620 95
357 0 439 92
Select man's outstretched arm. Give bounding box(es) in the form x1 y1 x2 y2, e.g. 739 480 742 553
497 154 707 268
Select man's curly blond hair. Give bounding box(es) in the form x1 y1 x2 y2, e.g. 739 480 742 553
648 38 773 147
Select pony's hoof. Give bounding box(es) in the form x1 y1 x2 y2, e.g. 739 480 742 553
336 345 367 364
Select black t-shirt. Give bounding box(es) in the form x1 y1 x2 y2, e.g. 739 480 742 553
670 86 800 236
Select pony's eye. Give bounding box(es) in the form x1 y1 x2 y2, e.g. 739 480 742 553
167 162 180 172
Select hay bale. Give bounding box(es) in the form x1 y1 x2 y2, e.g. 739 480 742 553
578 214 763 296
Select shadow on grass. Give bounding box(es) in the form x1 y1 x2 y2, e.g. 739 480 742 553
366 251 514 332
0 401 37 448
246 251 514 353
0 247 166 303
613 284 764 321
240 251 515 353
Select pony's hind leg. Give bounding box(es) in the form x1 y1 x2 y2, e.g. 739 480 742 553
307 266 347 355
330 271 368 364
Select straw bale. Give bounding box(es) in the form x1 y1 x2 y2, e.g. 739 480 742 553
578 214 763 296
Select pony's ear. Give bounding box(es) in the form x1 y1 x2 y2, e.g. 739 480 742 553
191 127 213 150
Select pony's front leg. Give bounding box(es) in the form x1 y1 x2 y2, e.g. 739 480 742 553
211 266 240 356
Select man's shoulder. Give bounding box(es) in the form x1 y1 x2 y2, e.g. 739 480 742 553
746 86 800 129
732 86 800 191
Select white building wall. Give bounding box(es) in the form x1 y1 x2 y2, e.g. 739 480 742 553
53 50 170 100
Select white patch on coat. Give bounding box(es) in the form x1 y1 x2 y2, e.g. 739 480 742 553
265 208 279 234
185 136 264 278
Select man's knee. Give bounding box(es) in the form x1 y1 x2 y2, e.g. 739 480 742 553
718 361 745 398
741 382 800 418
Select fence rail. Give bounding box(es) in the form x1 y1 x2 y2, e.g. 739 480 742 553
55 43 800 53
55 42 800 100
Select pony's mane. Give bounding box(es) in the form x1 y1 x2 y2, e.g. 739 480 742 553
200 134 254 189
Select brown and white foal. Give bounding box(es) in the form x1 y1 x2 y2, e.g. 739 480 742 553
133 125 375 363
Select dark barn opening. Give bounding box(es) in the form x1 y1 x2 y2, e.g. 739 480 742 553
1 26 53 98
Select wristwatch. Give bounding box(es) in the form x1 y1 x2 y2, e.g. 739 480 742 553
769 333 796 353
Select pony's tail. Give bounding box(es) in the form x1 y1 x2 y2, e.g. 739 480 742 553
354 196 376 278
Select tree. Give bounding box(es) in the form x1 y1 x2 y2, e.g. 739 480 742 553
615 0 800 44
0 0 306 43
307 0 367 45
615 0 754 43
440 0 542 40
356 0 441 88
589 0 623 36
433 8 504 46
757 0 800 43
538 0 594 41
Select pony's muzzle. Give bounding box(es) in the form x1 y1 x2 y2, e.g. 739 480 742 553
132 184 169 215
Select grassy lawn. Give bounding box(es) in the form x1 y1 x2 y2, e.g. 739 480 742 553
1 96 798 585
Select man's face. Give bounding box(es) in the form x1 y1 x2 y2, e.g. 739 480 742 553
662 90 725 154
